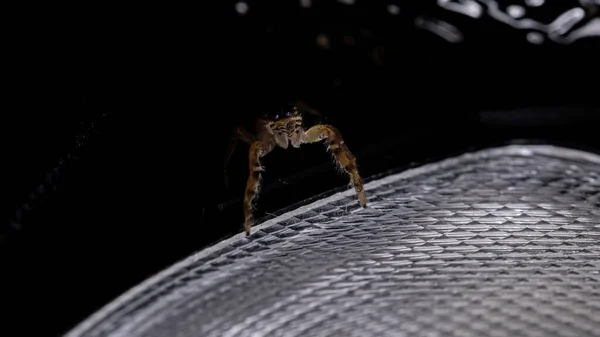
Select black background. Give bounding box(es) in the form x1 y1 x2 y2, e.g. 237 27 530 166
2 1 600 336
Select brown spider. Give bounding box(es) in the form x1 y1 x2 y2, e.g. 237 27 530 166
224 101 368 236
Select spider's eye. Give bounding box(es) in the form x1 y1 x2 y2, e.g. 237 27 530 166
274 114 279 120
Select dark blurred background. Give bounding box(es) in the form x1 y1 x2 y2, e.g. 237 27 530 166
2 1 600 336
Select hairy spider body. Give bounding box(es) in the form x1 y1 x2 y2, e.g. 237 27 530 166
224 102 367 236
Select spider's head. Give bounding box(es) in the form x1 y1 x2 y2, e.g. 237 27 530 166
262 103 299 121
263 103 305 149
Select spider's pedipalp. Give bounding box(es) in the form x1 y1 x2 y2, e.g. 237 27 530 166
287 114 305 148
267 120 290 149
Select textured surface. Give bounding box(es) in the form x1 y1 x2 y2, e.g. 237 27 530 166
66 145 600 337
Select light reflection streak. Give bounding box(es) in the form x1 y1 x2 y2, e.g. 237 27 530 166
415 16 464 43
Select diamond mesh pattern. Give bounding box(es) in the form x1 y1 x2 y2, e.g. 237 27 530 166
66 145 600 337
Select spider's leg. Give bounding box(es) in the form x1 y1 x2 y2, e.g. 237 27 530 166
305 124 367 207
243 141 273 236
224 127 255 190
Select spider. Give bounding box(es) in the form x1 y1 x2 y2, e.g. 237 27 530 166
224 101 368 236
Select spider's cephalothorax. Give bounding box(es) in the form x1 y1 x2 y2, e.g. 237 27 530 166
224 101 367 236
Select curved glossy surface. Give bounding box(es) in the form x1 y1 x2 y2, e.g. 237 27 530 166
66 145 600 337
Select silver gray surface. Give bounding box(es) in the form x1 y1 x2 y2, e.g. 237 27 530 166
66 145 600 337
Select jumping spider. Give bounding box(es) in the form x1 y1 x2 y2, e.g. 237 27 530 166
224 101 367 236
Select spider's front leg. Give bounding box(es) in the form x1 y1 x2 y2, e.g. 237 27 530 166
243 141 274 236
305 124 367 208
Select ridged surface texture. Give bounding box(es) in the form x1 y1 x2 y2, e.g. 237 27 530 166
66 145 600 337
